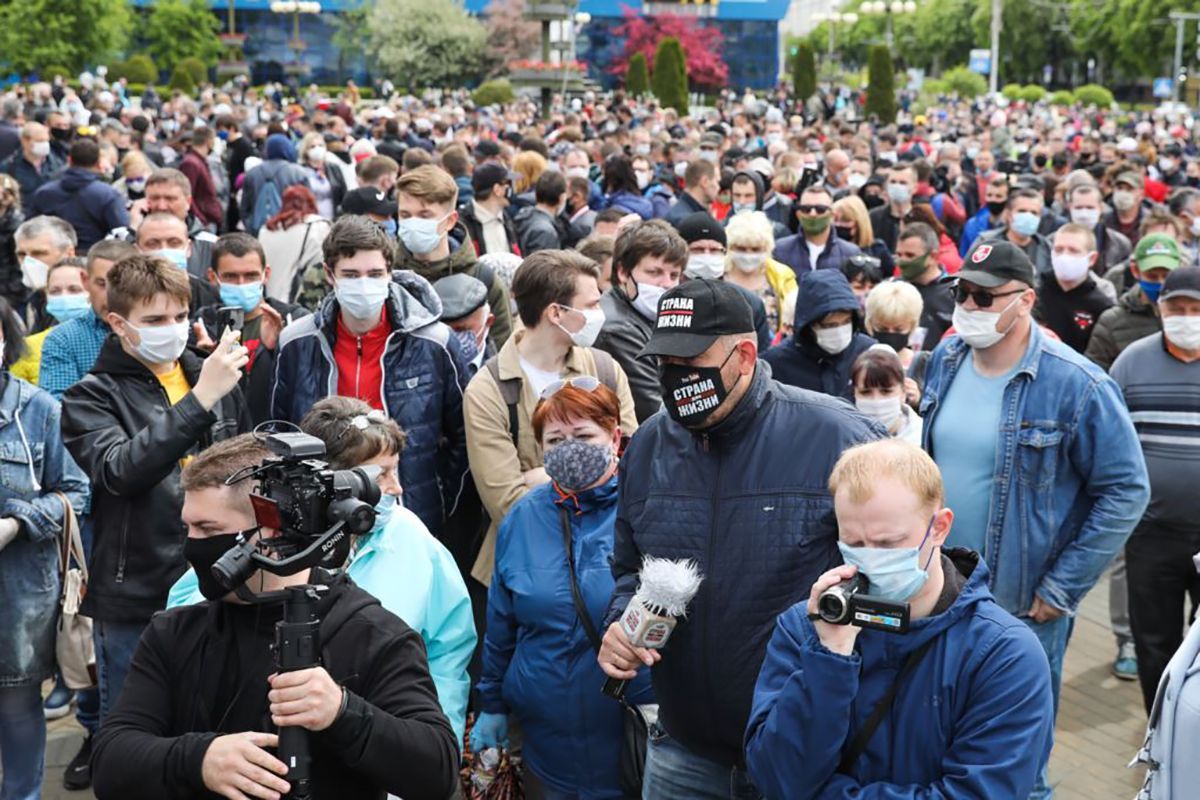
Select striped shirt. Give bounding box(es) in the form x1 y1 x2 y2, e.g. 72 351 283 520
1110 332 1200 531
38 309 110 400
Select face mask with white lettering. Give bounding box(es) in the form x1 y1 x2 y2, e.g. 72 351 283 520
658 347 737 429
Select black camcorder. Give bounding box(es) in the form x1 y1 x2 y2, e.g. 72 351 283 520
816 574 910 634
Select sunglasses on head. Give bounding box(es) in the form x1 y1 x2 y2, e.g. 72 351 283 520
953 283 1027 309
539 376 602 401
797 204 831 215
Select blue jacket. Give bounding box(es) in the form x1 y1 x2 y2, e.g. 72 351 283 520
763 269 876 401
0 374 89 685
643 183 674 219
604 189 655 220
271 271 470 536
773 231 861 277
745 550 1054 800
959 206 998 257
920 324 1150 615
603 364 880 766
29 166 128 250
167 504 475 749
480 476 652 798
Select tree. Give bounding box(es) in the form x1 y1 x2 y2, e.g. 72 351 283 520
143 0 221 72
481 0 539 79
168 65 196 94
473 78 516 106
178 56 208 87
626 53 650 97
941 65 987 98
652 37 688 113
366 0 487 91
122 54 159 84
332 5 372 81
865 45 896 123
792 42 816 101
0 0 131 74
609 10 727 93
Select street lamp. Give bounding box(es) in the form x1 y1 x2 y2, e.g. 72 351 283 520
811 11 859 78
270 0 322 74
860 0 917 50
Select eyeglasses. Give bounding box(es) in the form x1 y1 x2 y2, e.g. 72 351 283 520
797 204 831 215
539 376 601 400
953 283 1027 309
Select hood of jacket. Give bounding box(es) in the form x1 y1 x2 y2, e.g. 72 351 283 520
733 170 766 210
1118 283 1156 315
60 166 101 193
607 190 654 219
317 269 443 336
265 133 297 162
792 268 861 332
395 222 478 281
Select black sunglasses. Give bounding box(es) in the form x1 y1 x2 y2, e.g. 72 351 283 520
797 204 831 215
953 283 1027 309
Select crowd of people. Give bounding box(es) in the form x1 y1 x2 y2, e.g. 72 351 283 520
2 68 1198 799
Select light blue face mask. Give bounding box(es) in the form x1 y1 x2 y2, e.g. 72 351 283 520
397 213 449 255
1011 210 1041 237
218 281 263 313
372 493 397 535
156 249 189 271
731 202 756 216
379 218 398 239
46 293 91 322
837 516 937 602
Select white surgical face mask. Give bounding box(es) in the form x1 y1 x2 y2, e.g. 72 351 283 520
1069 207 1100 228
847 173 867 190
125 320 189 365
1190 216 1200 238
685 254 726 281
731 252 766 274
636 171 651 190
855 394 904 431
814 323 853 354
1051 252 1091 284
556 305 606 347
565 166 590 180
1163 315 1200 350
951 293 1023 349
21 255 49 291
887 183 912 205
307 145 327 163
335 276 390 320
31 141 50 159
631 282 667 321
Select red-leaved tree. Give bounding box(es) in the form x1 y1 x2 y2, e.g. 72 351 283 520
482 0 541 78
608 7 728 92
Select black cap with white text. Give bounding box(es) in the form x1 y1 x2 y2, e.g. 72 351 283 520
638 279 755 359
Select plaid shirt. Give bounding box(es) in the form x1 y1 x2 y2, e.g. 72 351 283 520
39 309 109 400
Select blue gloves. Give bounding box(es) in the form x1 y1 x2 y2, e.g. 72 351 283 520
469 712 509 752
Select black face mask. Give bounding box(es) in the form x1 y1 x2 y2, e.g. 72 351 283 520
1033 154 1048 168
873 330 910 351
51 128 72 143
987 200 1007 217
835 224 855 242
183 531 244 600
658 347 737 429
862 193 886 211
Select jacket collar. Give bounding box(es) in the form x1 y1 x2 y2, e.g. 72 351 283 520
496 329 592 383
0 373 26 424
697 360 771 442
553 473 620 514
942 320 1045 380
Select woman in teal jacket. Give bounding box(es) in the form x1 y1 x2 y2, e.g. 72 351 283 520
168 397 475 748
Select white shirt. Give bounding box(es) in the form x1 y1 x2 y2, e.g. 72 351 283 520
805 237 826 269
519 355 561 398
473 200 511 256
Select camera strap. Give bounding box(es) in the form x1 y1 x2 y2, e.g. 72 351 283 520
837 636 938 775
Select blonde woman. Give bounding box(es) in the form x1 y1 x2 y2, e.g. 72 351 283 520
512 150 547 204
864 280 927 401
833 194 895 277
724 211 797 336
113 151 152 202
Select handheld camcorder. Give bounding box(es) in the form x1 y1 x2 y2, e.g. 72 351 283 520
817 574 910 634
211 432 381 591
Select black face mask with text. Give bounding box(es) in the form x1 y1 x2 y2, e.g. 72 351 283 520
657 347 737 429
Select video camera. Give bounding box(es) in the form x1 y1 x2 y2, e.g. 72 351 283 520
816 574 910 634
212 432 382 592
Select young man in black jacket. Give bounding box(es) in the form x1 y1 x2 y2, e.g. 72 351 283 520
90 434 459 800
61 253 252 722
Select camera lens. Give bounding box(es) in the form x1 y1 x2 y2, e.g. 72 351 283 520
818 590 849 624
331 467 382 508
211 538 257 589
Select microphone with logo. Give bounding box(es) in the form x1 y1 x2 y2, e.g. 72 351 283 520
602 556 703 700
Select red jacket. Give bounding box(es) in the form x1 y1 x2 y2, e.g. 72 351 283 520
178 149 223 230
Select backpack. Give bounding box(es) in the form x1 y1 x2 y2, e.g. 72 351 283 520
1131 615 1200 798
250 166 284 234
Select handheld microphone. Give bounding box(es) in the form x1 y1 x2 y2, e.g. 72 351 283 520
603 557 703 700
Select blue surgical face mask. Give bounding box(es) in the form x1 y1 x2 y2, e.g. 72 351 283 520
731 202 756 215
372 493 397 536
156 249 189 271
836 516 937 602
46 293 91 322
397 213 449 255
218 281 263 313
1011 210 1041 237
379 218 398 239
217 130 230 141
1139 279 1164 303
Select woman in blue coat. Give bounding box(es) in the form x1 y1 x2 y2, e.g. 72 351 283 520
602 154 655 220
473 379 652 799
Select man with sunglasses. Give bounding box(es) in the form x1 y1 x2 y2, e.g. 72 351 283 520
921 239 1149 800
772 184 860 277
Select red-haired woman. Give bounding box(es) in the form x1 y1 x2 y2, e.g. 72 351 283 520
258 184 331 302
473 379 652 799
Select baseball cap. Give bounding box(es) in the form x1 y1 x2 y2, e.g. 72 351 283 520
699 132 722 149
1134 233 1183 273
1114 170 1142 189
675 212 726 247
472 162 514 196
474 139 501 160
959 240 1036 288
1159 266 1200 302
341 187 398 217
638 279 754 359
433 273 488 322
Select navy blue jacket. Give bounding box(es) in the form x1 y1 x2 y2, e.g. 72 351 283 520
746 550 1054 800
604 190 654 220
271 271 470 536
2 151 64 213
763 269 876 401
29 166 128 250
773 230 861 277
604 364 879 766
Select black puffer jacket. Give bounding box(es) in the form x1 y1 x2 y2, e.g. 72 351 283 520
61 337 251 623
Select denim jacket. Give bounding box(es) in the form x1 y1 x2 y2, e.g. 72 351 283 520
920 324 1150 616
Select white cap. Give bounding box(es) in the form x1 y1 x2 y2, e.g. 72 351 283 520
747 157 774 178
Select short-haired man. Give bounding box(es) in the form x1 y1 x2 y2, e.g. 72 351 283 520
394 164 513 348
516 170 568 254
134 212 219 312
459 163 519 258
565 175 597 242
976 188 1053 274
91 434 460 800
240 133 310 236
214 114 256 231
598 280 879 799
433 273 495 376
271 215 469 537
2 121 63 213
774 183 861 276
664 159 718 229
356 154 400 194
959 174 1009 256
39 239 136 398
1106 169 1148 247
29 138 128 249
895 222 955 345
1034 222 1115 353
61 254 252 722
868 161 916 252
746 440 1054 799
595 219 688 421
1067 183 1132 274
14 214 76 328
921 240 1150 799
115 168 220 278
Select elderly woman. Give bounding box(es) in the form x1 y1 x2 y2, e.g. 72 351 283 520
473 380 652 799
833 194 895 277
864 280 927 401
723 211 798 336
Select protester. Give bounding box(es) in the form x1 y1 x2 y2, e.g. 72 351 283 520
664 160 719 229
894 222 956 346
29 138 127 250
515 169 569 254
2 122 62 213
118 168 221 279
14 214 76 331
1034 222 1115 353
11 257 88 383
833 194 894 277
240 133 309 235
259 184 330 303
723 211 797 336
460 163 519 257
133 212 219 312
869 160 917 252
773 183 861 275
851 346 923 443
433 272 495 376
176 127 222 230
299 132 348 219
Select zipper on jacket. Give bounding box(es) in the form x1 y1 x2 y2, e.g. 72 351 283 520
355 336 363 399
116 505 130 583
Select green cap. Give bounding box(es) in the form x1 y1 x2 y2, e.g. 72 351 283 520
1134 233 1183 274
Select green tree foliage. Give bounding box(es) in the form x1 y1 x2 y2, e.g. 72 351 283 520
178 56 208 87
42 65 72 81
0 0 131 74
1019 84 1046 103
167 65 196 94
144 0 221 71
1073 84 1114 108
1001 83 1023 101
792 41 817 101
1050 89 1075 106
941 65 987 98
652 37 689 113
865 45 896 123
626 52 650 97
366 0 487 90
122 54 159 84
472 78 516 106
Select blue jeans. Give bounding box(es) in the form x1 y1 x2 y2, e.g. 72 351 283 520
94 618 147 721
1022 614 1074 800
0 684 45 800
642 722 762 800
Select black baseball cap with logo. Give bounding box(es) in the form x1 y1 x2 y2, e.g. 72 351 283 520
1159 266 1200 302
959 240 1036 288
341 187 398 217
638 279 755 359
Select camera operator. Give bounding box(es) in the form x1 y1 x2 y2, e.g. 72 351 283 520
90 434 459 800
745 440 1054 799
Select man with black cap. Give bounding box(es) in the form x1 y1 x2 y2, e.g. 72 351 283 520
1112 265 1200 713
597 278 878 800
921 239 1149 800
340 185 399 228
433 273 494 376
458 163 519 258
